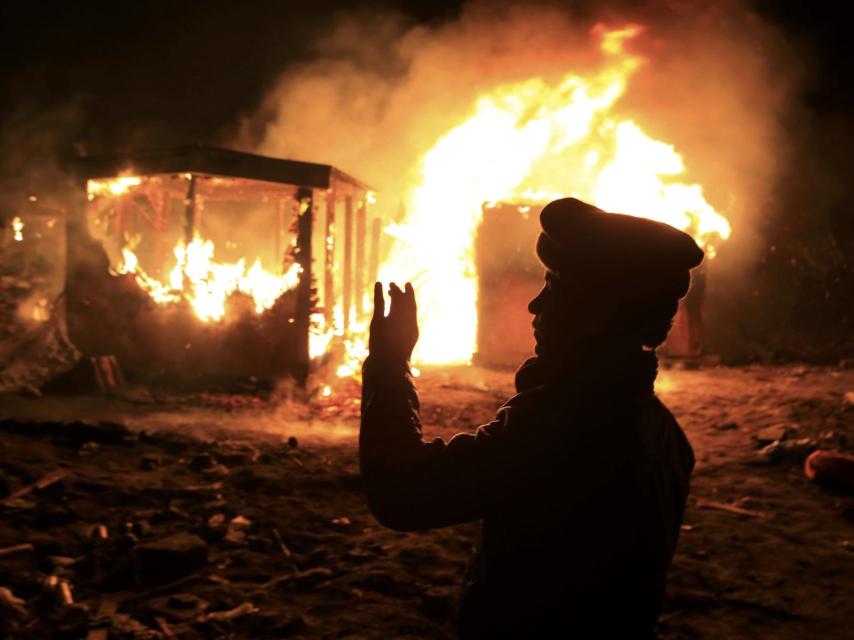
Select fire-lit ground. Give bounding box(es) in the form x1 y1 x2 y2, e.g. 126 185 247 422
1 364 852 639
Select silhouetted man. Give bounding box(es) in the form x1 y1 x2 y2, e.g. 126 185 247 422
360 197 703 638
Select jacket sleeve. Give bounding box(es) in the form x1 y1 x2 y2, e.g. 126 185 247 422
359 355 547 532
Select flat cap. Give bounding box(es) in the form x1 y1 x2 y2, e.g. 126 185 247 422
536 197 704 299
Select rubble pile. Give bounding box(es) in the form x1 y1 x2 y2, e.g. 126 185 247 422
0 279 79 395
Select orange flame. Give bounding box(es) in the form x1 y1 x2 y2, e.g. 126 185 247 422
87 175 142 198
378 24 730 366
117 235 302 322
85 24 732 380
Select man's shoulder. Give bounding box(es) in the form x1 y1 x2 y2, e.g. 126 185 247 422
636 395 695 471
493 384 565 421
645 394 679 427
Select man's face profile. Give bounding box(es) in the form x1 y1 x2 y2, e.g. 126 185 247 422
529 270 565 355
528 268 621 355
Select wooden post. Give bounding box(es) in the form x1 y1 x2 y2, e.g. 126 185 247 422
275 198 286 273
153 191 165 277
355 197 366 321
183 175 196 245
125 198 135 238
343 195 353 330
115 198 126 252
370 217 381 287
324 192 335 325
196 195 205 239
295 188 313 384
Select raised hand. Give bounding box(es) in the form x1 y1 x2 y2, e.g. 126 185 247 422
369 281 419 364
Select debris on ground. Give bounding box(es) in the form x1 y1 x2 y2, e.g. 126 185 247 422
805 450 854 491
134 534 208 585
0 585 28 618
758 438 818 465
0 365 852 638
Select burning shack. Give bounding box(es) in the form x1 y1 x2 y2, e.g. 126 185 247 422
68 146 375 386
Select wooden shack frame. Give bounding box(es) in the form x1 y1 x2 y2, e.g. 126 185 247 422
71 146 377 384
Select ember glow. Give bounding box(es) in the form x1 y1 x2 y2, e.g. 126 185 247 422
335 318 369 379
87 175 142 198
11 216 24 242
378 24 731 365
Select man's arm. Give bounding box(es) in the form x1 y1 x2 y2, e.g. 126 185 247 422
358 281 552 531
359 354 486 531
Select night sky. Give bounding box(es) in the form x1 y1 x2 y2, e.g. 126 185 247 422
0 1 466 153
1 1 849 153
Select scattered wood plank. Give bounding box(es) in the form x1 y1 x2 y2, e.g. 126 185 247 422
0 470 68 506
198 601 258 623
272 527 299 573
155 617 176 639
0 543 35 557
116 572 203 607
696 499 766 519
86 597 119 640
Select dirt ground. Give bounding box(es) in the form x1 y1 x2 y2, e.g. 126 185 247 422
1 364 852 639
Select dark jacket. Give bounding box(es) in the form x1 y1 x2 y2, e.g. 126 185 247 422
359 349 694 638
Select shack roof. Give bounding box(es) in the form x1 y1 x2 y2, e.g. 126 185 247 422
77 145 371 192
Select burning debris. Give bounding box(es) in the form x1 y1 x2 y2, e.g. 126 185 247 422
0 204 78 394
69 146 376 387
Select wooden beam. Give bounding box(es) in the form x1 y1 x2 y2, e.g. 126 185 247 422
355 198 366 321
183 175 196 245
370 216 381 288
155 192 171 278
294 188 313 384
343 195 353 330
275 198 286 272
77 146 372 191
324 192 336 325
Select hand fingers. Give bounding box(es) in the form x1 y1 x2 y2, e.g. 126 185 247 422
388 282 402 315
372 282 385 321
404 282 416 315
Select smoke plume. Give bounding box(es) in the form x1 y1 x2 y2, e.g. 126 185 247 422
239 0 801 361
242 2 793 233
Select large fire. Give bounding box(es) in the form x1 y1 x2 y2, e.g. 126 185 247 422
86 24 731 376
378 24 730 365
